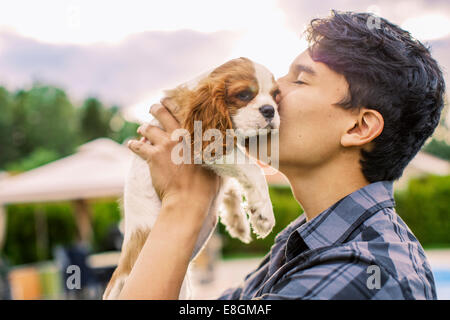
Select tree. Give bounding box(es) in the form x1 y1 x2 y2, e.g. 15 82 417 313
0 87 17 168
1 85 78 170
79 97 111 143
23 85 78 157
1 85 138 172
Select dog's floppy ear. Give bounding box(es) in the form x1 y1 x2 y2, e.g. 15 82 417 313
182 78 233 155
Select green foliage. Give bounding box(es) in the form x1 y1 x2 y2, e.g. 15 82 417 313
395 175 450 247
43 204 79 257
78 98 111 143
0 87 17 166
5 148 61 172
2 200 122 266
0 85 139 172
90 199 122 251
109 120 140 144
3 205 38 265
3 203 78 265
12 86 78 160
423 138 450 161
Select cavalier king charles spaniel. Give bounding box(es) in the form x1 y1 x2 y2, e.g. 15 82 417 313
104 57 280 299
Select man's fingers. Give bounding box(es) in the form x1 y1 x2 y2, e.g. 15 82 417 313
138 123 168 145
160 97 179 114
128 139 156 161
150 103 180 134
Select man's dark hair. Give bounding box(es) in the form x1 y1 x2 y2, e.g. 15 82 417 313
305 10 446 182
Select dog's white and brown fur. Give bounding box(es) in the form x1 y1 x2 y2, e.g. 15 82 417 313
103 57 280 299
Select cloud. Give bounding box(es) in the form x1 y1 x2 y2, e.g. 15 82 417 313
278 0 450 37
0 29 238 107
429 35 450 83
277 0 450 85
277 0 450 125
0 0 448 124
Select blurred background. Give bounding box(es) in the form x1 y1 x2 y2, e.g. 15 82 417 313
0 0 449 300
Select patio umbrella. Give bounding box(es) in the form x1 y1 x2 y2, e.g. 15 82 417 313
0 138 134 245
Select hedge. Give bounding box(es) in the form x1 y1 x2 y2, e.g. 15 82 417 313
2 199 121 266
1 175 449 265
394 175 450 247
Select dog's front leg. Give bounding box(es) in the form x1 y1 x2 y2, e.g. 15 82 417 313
212 149 275 238
237 163 275 238
219 177 252 243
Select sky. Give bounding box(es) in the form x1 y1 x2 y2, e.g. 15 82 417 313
0 0 449 124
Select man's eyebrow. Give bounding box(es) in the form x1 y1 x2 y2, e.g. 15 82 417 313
293 64 317 76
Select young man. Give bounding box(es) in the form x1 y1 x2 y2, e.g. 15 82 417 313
122 11 445 299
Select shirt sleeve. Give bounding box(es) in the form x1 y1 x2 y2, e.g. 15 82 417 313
252 258 406 300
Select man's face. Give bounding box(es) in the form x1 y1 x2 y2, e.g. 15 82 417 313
275 49 357 171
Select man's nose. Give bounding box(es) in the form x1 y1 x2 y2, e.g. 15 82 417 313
259 105 275 121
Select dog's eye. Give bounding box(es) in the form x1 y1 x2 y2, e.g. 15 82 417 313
236 90 253 101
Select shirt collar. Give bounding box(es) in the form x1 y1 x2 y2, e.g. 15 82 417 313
281 180 396 261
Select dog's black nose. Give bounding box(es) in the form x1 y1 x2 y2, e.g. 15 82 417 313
259 105 275 120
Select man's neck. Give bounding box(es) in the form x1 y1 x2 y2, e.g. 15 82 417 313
280 158 370 221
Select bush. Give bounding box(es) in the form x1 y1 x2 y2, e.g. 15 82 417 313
423 138 450 161
2 199 122 266
394 175 450 247
90 199 122 252
3 203 78 265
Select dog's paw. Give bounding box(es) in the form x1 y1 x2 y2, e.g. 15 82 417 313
219 205 252 243
247 201 275 239
225 221 252 244
220 179 252 244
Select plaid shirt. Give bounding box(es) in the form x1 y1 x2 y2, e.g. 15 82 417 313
218 181 436 300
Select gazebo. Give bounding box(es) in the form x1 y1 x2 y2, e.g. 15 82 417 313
0 138 134 250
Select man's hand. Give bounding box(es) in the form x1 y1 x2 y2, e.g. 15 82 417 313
128 99 220 212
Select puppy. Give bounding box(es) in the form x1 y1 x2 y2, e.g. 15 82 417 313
103 57 280 299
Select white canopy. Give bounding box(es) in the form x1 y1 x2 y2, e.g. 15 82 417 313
0 138 134 248
0 138 133 205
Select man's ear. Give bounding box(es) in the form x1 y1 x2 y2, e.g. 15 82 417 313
341 108 384 148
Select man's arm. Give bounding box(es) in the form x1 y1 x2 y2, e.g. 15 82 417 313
118 197 209 299
119 101 220 299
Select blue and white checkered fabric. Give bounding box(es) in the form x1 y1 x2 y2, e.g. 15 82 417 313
218 181 436 300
